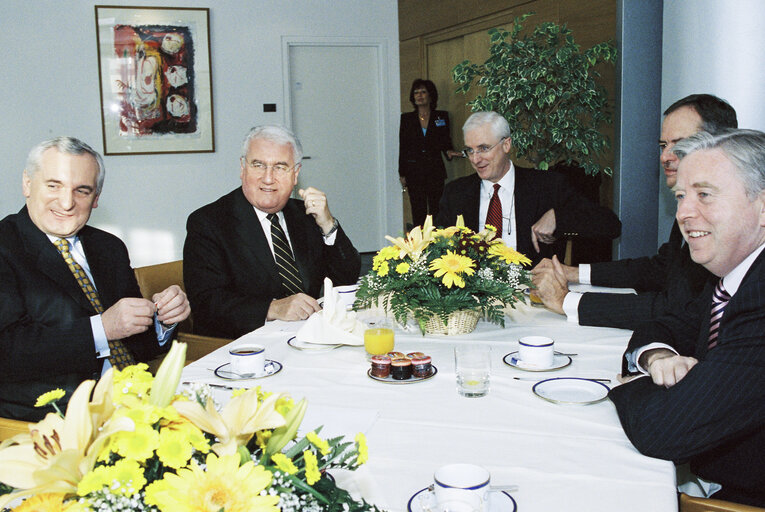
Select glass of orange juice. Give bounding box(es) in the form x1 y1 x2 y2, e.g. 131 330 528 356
364 318 394 358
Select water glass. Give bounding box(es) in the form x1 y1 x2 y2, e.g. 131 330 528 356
454 345 491 397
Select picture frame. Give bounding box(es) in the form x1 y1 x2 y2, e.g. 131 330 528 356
94 5 214 155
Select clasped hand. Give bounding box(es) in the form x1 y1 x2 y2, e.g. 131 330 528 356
102 284 190 340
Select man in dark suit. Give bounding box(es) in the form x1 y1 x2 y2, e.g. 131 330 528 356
183 125 361 339
435 111 621 267
531 94 738 330
610 129 765 507
0 137 190 420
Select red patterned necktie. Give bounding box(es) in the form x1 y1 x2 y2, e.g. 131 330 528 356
485 183 502 232
54 238 136 370
708 279 731 350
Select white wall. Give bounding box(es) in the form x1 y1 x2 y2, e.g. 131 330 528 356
0 0 400 266
659 0 765 244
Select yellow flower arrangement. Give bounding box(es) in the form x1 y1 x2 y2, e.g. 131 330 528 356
356 215 532 332
0 342 383 512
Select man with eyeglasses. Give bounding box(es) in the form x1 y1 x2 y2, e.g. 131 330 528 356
183 125 361 338
436 111 621 267
531 95 737 330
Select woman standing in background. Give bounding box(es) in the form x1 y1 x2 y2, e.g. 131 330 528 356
398 79 462 227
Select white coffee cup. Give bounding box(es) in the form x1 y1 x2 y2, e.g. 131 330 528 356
433 464 490 508
229 344 266 377
335 284 359 311
518 336 554 368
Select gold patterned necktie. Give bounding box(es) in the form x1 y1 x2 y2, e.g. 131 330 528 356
266 214 304 297
53 238 136 370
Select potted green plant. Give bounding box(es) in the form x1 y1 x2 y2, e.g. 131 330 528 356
452 12 618 176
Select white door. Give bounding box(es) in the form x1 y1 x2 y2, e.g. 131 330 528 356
287 43 383 252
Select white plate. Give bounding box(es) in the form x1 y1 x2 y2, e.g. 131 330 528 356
503 351 571 372
287 336 341 352
214 360 282 380
532 377 610 405
407 487 516 512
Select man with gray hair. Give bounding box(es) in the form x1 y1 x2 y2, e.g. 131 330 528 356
435 111 621 266
0 137 190 420
184 125 360 338
610 129 765 507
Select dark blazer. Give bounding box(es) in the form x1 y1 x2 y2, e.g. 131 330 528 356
398 110 454 184
0 207 163 421
183 188 361 339
577 222 711 330
435 170 622 266
609 249 765 507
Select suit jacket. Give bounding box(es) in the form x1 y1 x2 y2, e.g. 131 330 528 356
183 188 361 339
398 110 454 185
609 249 765 507
0 207 163 421
577 222 711 330
435 170 621 266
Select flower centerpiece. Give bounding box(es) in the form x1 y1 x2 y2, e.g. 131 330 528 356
355 216 532 335
0 341 381 512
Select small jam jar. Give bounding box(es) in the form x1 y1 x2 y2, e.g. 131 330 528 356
387 351 406 359
390 357 413 380
410 355 432 378
406 351 426 359
370 355 392 378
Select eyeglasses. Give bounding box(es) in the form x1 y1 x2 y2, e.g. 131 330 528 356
462 137 507 157
242 158 297 175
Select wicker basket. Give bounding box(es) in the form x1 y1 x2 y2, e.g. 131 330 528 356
422 309 481 335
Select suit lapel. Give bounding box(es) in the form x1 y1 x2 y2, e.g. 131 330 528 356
513 168 535 255
231 189 281 283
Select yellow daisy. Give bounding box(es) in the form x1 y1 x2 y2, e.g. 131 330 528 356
12 493 66 512
376 261 390 277
306 431 331 456
157 427 194 469
270 453 298 474
395 262 410 274
112 423 159 461
429 251 476 288
355 432 368 465
144 453 278 512
303 449 321 485
34 389 65 408
488 242 532 266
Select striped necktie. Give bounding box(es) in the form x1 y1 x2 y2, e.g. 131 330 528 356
708 279 731 350
53 238 136 370
485 183 502 232
267 214 304 297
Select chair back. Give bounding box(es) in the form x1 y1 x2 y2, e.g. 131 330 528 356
680 493 765 512
133 260 193 333
0 417 31 442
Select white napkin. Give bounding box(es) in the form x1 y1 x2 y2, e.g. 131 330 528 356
296 278 365 345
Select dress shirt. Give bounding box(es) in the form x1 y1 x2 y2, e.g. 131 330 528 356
477 162 517 249
47 234 172 373
628 242 765 373
561 264 593 323
253 206 337 255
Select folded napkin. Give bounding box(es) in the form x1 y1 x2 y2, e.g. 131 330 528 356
296 278 365 346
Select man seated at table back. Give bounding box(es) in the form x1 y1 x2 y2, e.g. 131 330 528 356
183 125 361 339
609 129 765 507
0 137 190 421
531 94 737 330
435 111 621 267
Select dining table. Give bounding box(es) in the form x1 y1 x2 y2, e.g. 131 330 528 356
180 288 679 512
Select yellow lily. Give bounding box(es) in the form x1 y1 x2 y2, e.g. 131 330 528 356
173 388 286 456
149 340 187 407
434 214 467 238
0 373 133 508
264 398 307 458
385 215 435 260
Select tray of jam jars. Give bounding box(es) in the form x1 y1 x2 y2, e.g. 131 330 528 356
367 351 437 384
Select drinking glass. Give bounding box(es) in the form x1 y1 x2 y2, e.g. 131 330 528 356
364 318 394 358
454 345 491 397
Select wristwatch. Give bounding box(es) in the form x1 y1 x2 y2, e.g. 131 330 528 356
323 218 339 238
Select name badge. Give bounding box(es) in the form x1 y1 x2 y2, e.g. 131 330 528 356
435 119 446 127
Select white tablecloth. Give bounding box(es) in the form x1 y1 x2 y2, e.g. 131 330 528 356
181 299 677 512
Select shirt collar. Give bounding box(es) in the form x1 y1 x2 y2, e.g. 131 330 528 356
722 242 765 296
481 161 515 194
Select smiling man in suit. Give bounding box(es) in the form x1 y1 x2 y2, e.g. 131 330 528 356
435 111 621 267
609 129 765 507
183 125 361 339
0 137 190 420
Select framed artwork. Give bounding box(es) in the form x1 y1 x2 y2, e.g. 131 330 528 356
94 6 214 155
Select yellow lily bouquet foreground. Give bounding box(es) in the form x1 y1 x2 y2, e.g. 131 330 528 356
355 215 532 334
0 342 381 512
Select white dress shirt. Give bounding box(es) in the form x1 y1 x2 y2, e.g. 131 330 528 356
478 162 517 249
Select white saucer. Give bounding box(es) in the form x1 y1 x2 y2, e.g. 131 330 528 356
532 377 610 405
287 336 341 352
214 360 282 380
503 351 571 372
407 487 516 512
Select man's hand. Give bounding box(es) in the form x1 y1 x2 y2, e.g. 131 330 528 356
399 176 407 188
530 255 568 314
531 208 557 252
299 187 334 234
102 297 156 340
640 348 698 388
533 257 580 283
267 293 321 322
153 285 190 325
